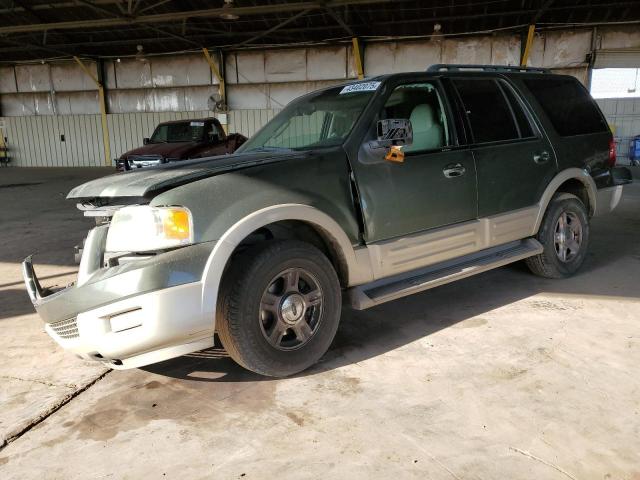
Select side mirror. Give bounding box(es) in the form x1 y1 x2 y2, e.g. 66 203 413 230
375 119 413 148
143 137 150 145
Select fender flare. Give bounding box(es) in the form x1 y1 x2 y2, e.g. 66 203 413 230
199 204 373 320
532 168 597 233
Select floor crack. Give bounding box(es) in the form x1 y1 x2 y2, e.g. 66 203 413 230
0 370 111 451
509 446 577 480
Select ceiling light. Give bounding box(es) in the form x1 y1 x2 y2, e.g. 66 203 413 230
220 0 239 20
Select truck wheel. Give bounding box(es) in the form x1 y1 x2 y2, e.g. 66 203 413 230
526 193 589 279
216 240 341 377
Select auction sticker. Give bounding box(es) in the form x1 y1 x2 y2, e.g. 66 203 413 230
340 81 381 94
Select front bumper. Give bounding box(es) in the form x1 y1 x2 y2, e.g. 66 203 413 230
44 282 213 369
23 240 217 369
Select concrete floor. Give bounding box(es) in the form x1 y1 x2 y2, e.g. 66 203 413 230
1 167 639 480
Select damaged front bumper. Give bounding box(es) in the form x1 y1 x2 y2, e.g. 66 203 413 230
22 239 217 369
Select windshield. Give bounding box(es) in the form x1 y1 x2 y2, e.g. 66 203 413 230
150 121 206 143
239 83 378 152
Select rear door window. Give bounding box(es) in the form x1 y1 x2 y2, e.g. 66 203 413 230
453 78 520 143
524 77 608 136
499 82 535 139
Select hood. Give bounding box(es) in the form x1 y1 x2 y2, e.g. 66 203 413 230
121 142 198 159
67 150 307 200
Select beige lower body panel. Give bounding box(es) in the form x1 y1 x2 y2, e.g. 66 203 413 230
364 206 538 281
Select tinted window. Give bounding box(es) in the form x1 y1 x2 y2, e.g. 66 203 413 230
499 82 535 138
524 77 608 136
453 79 519 143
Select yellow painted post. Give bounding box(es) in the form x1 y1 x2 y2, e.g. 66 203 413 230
352 37 364 80
202 48 228 133
521 24 536 67
73 56 111 166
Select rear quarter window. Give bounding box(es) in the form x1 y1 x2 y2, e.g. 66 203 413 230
524 77 608 136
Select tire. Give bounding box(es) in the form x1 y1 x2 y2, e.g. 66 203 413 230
525 193 590 279
216 240 342 377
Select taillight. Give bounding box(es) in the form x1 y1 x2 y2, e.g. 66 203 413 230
608 138 617 167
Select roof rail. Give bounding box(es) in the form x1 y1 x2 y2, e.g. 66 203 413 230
427 64 550 74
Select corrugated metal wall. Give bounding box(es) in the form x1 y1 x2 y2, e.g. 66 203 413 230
0 110 278 166
597 97 640 162
1 114 104 166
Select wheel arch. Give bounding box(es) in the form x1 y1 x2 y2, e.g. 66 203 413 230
533 168 597 234
200 204 373 320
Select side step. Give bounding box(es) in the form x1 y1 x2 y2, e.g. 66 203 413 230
348 238 543 310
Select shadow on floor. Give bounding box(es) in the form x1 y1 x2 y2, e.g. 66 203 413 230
144 184 640 383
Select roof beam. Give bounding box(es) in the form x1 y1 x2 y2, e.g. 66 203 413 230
324 6 355 37
0 0 392 35
74 0 204 48
234 8 314 47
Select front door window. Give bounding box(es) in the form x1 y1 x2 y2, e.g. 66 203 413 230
382 83 450 153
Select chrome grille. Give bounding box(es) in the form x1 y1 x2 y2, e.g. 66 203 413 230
49 317 79 339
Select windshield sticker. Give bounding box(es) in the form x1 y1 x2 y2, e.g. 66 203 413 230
190 121 205 127
339 81 381 94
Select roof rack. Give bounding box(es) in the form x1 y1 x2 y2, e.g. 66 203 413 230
427 64 550 74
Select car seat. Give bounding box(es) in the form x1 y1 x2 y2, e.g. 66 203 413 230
405 104 444 152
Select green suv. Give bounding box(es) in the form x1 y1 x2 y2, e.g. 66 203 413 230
23 65 632 377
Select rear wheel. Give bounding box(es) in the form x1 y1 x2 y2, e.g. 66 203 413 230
216 240 341 377
526 193 589 279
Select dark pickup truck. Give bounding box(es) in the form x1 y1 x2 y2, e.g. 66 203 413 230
115 117 246 170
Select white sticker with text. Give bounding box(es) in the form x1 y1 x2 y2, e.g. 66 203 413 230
339 81 381 94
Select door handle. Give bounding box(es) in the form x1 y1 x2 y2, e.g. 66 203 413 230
533 151 550 164
443 163 466 178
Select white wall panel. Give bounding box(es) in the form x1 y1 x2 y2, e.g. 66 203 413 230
55 91 100 115
151 54 214 87
15 64 50 92
364 41 442 76
541 30 591 68
442 37 492 64
228 51 266 84
307 47 347 80
51 62 98 92
113 59 153 89
0 66 17 93
600 25 640 50
490 35 521 65
265 49 307 82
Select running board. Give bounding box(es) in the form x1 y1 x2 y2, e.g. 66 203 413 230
348 238 543 310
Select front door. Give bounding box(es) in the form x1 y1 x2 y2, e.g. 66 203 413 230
449 77 557 217
352 81 478 243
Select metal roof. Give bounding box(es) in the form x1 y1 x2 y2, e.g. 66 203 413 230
1 0 639 62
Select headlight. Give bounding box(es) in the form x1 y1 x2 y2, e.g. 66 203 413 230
106 206 193 252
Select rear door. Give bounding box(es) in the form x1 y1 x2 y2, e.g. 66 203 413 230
449 76 557 217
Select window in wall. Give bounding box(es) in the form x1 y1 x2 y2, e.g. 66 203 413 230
381 83 450 153
453 78 523 144
591 68 640 99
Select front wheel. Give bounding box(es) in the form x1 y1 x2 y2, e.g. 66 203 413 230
216 240 342 377
525 193 590 279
